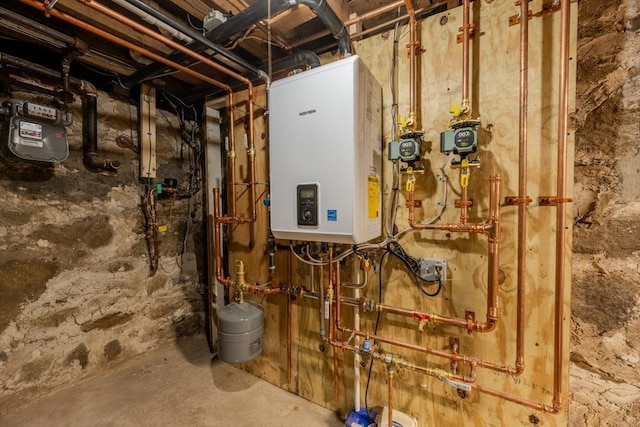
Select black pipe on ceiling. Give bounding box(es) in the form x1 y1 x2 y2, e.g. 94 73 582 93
122 0 351 88
121 0 291 88
182 50 322 104
120 0 268 83
0 6 89 53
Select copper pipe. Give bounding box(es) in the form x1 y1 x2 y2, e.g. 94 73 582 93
352 0 405 24
377 303 431 320
407 175 501 332
460 185 470 225
20 0 231 91
77 0 259 224
213 188 281 293
515 0 530 375
461 0 472 105
213 188 232 287
404 0 418 130
387 368 394 427
78 0 249 84
552 0 571 412
328 247 340 402
290 3 445 49
373 349 557 413
319 263 325 339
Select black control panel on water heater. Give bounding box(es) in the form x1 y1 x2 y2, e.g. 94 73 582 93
297 183 318 226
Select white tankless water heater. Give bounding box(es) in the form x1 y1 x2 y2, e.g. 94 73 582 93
268 55 382 244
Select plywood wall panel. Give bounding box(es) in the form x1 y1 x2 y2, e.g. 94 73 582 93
226 1 576 425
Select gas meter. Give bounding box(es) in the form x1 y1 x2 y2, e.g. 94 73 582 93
0 99 71 163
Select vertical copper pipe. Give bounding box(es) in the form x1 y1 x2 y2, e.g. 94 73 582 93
328 248 339 401
247 86 258 222
404 0 418 129
287 251 293 389
227 93 237 218
515 0 530 374
387 369 394 427
479 175 501 329
319 263 325 339
461 0 471 104
460 185 469 225
553 0 571 412
212 188 232 287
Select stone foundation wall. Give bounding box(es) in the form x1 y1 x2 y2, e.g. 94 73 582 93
571 0 640 425
0 86 206 414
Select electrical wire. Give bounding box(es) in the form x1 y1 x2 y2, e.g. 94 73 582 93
186 13 203 31
384 241 442 297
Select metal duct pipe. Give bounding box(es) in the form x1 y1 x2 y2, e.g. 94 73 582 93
182 50 321 104
267 50 321 72
0 6 88 52
120 0 268 84
295 0 351 56
123 0 351 87
122 0 292 87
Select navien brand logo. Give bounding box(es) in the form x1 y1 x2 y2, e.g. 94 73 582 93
298 109 317 117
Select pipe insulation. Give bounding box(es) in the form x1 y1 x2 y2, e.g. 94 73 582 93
109 0 192 43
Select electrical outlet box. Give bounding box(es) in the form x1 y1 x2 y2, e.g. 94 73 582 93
418 258 447 284
268 55 382 244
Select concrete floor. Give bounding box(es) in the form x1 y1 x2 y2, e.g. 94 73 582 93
2 335 344 427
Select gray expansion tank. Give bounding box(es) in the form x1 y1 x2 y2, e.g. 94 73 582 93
217 301 264 363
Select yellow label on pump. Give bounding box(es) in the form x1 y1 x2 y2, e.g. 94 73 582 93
460 158 470 188
368 175 379 219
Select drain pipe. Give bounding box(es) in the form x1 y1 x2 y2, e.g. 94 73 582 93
81 81 120 175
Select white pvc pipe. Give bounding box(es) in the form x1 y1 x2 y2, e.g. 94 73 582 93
110 0 193 43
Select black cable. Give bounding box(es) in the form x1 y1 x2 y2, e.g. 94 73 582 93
385 241 442 297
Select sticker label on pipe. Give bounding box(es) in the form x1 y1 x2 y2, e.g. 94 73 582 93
368 175 379 219
437 374 471 392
